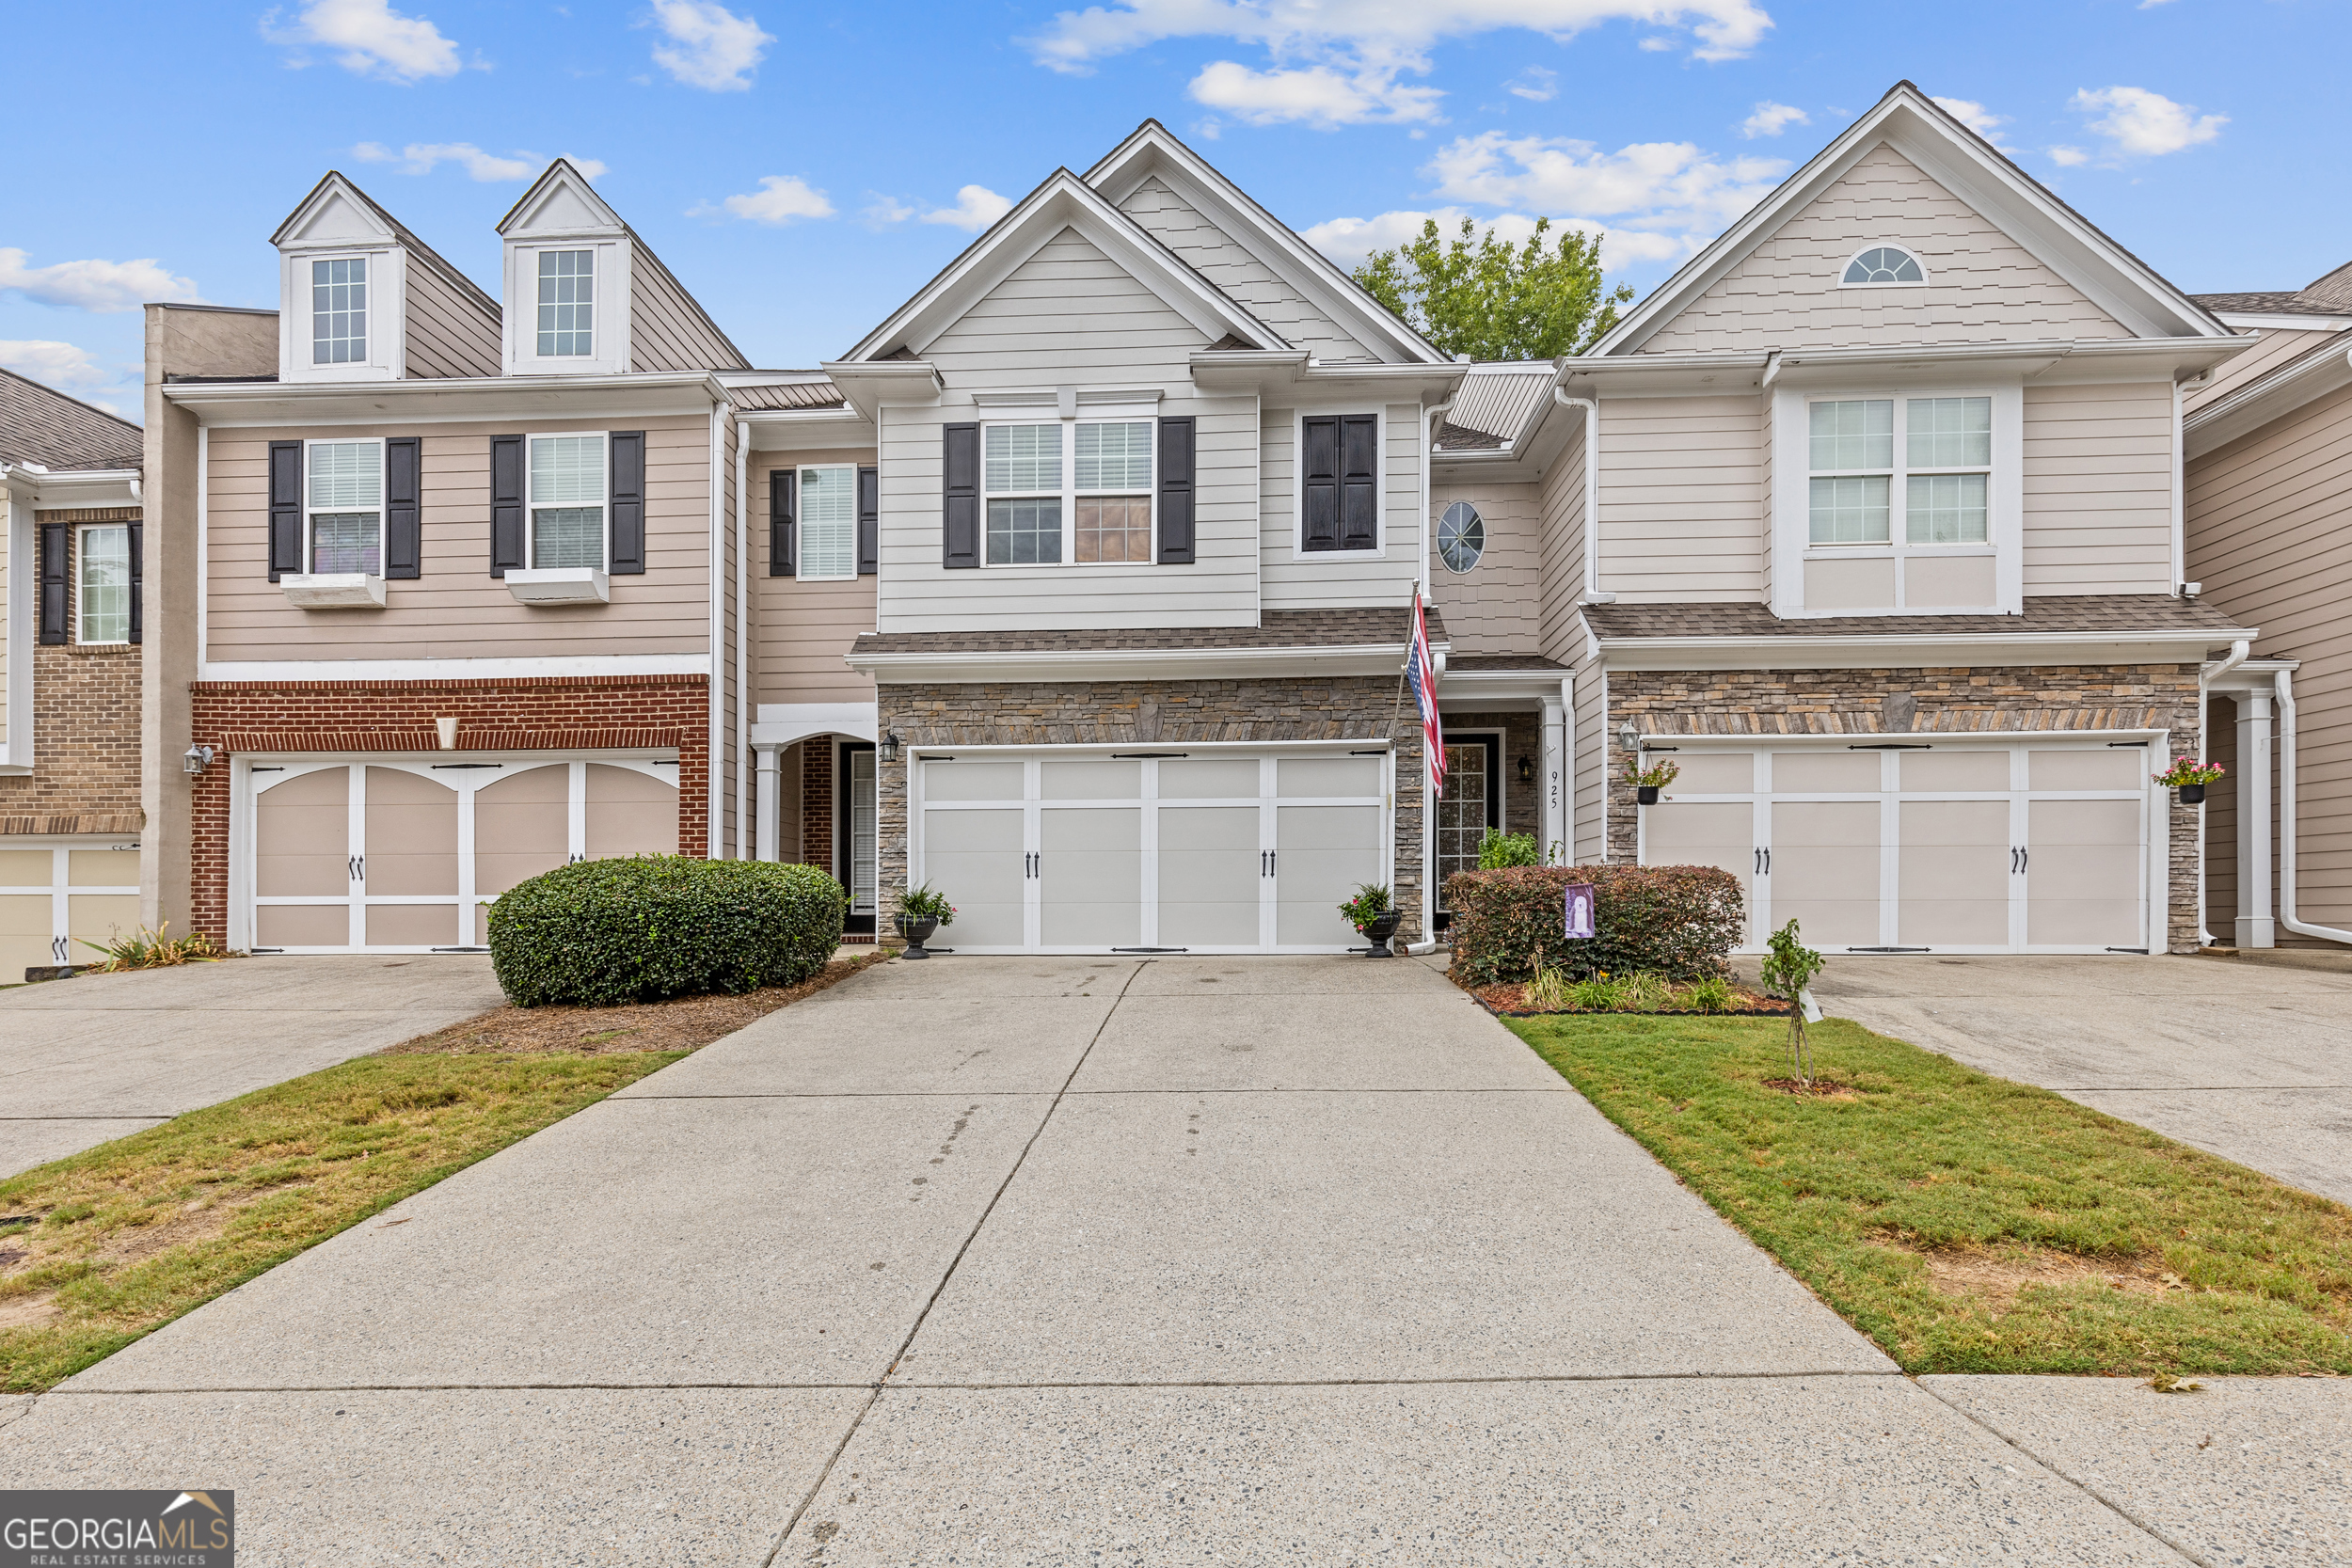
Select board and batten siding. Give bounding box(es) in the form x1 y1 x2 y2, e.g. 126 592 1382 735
204 415 712 663
628 245 747 373
1259 402 1425 611
2182 325 2344 417
877 226 1257 632
1596 394 1764 603
401 261 501 380
1427 482 1541 655
1642 143 2128 355
1117 176 1373 363
2187 376 2352 937
2020 381 2173 594
753 451 879 705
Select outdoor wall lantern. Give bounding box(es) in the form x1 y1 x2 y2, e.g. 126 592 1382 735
183 744 215 777
1617 721 1642 754
879 732 901 765
1516 754 1535 784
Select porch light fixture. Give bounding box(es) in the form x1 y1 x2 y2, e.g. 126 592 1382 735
879 732 901 765
1617 721 1642 754
183 744 215 777
1516 754 1534 784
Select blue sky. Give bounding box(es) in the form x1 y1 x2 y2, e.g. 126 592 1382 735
6 0 2343 420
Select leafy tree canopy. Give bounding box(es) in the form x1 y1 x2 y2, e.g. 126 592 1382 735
1352 216 1634 362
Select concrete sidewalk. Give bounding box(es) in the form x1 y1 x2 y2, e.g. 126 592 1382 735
4 954 2343 1564
0 955 506 1179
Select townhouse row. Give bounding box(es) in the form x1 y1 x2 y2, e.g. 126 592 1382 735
5 79 2346 972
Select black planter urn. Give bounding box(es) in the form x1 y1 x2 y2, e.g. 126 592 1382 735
1636 785 1661 806
1360 909 1404 958
2179 783 2207 805
895 913 941 958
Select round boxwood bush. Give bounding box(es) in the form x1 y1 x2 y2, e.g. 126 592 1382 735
487 855 847 1006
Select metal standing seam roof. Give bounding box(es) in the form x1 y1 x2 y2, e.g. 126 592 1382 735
852 606 1447 657
728 379 849 411
0 368 142 471
1581 596 2252 641
1440 366 1555 447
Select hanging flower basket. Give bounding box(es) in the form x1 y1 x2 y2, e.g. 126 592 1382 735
2154 760 2223 807
1624 758 1678 807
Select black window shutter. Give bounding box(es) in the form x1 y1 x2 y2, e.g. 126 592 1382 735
383 436 421 579
608 431 646 575
38 523 67 644
942 422 979 569
1156 417 1195 565
1300 416 1340 552
1340 414 1378 550
857 464 879 576
127 521 144 644
770 468 797 576
267 439 303 581
489 435 525 578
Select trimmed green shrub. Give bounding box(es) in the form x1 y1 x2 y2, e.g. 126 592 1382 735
1475 828 1544 868
1445 864 1742 985
487 855 846 1007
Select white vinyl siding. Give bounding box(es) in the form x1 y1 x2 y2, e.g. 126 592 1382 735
1260 402 1423 610
1115 174 1375 364
1595 395 1765 604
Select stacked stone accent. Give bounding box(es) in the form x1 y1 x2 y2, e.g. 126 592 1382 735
1603 664 2201 953
875 676 1428 941
1 512 144 835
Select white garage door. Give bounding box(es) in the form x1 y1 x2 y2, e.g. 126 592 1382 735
913 746 1391 954
241 755 679 953
0 842 142 977
1640 739 2153 955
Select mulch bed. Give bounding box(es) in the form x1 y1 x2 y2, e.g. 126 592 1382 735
1760 1077 1859 1097
377 950 893 1057
1465 977 1792 1019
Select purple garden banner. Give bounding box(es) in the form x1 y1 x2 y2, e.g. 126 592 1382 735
1564 882 1597 940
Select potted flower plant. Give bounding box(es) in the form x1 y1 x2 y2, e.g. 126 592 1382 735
1622 756 1681 806
2154 759 2224 805
895 883 955 959
1338 882 1402 958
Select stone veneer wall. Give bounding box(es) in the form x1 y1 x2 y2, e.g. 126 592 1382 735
1 512 144 835
875 676 1428 941
1604 664 2201 954
1438 708 1543 851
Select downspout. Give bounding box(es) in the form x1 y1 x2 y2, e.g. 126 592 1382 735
706 400 731 860
2196 638 2249 946
735 417 751 862
1553 386 1600 601
2275 667 2352 944
1412 386 1457 955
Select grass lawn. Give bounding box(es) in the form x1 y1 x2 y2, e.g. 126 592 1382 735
1504 1012 2352 1376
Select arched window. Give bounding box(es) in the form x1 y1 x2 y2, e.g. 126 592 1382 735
1437 501 1485 573
1842 245 1926 286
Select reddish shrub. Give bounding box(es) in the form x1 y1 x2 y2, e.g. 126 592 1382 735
1445 864 1743 984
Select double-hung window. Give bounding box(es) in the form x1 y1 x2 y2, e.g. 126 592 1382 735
76 525 131 644
797 464 858 580
306 438 385 575
311 257 367 365
1807 396 1992 546
537 250 595 357
528 434 607 568
982 420 1154 566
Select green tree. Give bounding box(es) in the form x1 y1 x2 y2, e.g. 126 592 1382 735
1353 216 1633 361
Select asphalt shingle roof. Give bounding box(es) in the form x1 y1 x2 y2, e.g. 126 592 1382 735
1581 595 2249 641
0 369 142 471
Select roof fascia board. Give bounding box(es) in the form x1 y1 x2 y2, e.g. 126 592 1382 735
1598 625 2249 673
2184 342 2352 458
2214 311 2352 332
1085 124 1445 365
1187 353 1463 401
161 371 724 425
848 641 1439 684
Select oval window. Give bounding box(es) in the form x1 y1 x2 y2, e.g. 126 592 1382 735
1842 245 1925 285
1437 501 1485 573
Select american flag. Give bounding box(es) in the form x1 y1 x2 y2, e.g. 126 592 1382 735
1407 592 1444 799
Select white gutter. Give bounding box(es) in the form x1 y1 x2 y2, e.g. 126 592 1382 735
848 640 1449 685
2274 667 2352 945
1553 386 1601 601
735 417 751 863
1418 388 1456 604
707 399 731 859
2197 639 2249 946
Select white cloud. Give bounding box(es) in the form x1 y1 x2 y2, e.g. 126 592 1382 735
0 248 203 313
269 0 462 83
2047 145 2090 167
920 185 1015 232
352 141 601 181
1427 130 1786 230
699 175 834 225
1302 207 1683 273
1189 59 1444 127
1931 96 2011 150
1637 35 1674 49
649 0 771 90
1506 66 1557 102
2069 85 2226 158
0 340 108 390
1740 101 1807 138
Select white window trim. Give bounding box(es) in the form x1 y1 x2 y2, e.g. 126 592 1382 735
301 436 388 579
977 417 1158 571
1289 408 1387 561
73 523 132 646
277 245 405 384
502 238 630 376
795 462 859 583
525 430 610 571
1837 243 1931 289
532 247 598 360
1436 499 1485 575
1771 384 2022 618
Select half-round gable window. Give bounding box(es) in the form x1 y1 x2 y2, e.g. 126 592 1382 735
1842 245 1926 286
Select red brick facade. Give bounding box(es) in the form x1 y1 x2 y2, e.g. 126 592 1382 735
801 740 834 874
186 673 708 943
2 511 143 836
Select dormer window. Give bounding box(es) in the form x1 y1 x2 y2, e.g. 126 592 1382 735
537 250 595 357
1841 246 1926 286
311 258 369 365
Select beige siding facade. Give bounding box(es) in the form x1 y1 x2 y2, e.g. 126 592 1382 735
1643 143 2128 354
2021 380 2174 594
2183 325 2344 416
752 451 879 705
205 414 712 663
1537 421 1589 667
1427 481 1541 655
628 245 747 373
401 260 501 380
1117 176 1373 362
2187 378 2352 936
1597 394 1765 603
1259 402 1424 611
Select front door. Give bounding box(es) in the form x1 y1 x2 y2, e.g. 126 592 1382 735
1434 733 1502 911
838 741 878 934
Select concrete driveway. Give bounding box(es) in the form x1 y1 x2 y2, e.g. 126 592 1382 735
1809 953 2352 1206
0 955 507 1179
6 953 2341 1564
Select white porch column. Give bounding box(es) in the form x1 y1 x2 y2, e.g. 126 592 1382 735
754 746 781 863
1540 692 1566 864
2235 690 2276 948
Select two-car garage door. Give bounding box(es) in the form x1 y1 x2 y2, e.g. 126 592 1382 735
914 747 1391 954
1641 740 2154 954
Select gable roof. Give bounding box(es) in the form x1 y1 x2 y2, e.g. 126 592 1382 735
0 368 142 471
271 171 501 325
841 166 1284 363
2192 258 2352 320
1084 121 1444 365
1594 81 2234 355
